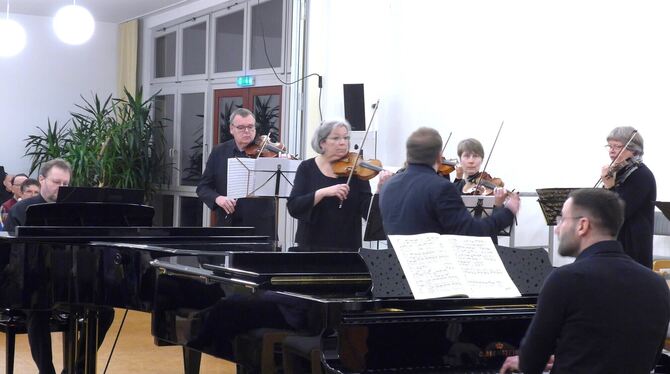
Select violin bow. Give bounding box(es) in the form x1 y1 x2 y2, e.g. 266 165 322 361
593 130 638 188
255 131 272 159
474 120 504 192
339 99 381 209
441 131 453 155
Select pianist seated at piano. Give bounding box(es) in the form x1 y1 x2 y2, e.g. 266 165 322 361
287 118 391 251
3 158 115 374
499 189 670 374
379 127 519 236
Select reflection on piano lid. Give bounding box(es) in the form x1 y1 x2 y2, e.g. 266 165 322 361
150 251 544 374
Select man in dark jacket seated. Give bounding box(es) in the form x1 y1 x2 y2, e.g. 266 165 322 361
499 188 670 374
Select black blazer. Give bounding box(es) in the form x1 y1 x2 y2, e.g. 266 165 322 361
379 163 514 236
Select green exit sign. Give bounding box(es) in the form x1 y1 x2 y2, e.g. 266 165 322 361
236 76 255 87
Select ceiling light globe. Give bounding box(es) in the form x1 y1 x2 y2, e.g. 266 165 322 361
53 4 95 45
0 18 27 57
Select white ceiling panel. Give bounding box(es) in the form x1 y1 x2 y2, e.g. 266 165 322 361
8 0 197 23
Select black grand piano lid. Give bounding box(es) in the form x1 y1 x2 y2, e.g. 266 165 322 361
25 202 154 227
202 252 371 289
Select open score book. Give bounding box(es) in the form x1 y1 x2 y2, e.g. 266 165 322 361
387 233 521 300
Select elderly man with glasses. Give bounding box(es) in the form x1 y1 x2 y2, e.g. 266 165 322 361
197 108 277 238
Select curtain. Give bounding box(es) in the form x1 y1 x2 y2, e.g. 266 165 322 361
117 19 139 97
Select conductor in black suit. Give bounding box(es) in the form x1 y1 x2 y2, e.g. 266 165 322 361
196 108 275 237
379 127 519 236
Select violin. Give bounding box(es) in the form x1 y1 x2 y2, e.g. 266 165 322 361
438 157 458 177
332 152 383 181
462 171 505 195
245 135 298 159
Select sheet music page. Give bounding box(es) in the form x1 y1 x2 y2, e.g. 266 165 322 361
388 233 469 300
388 233 521 299
439 235 521 298
227 158 255 198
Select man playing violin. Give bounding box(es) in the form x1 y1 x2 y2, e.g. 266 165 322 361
600 126 655 268
379 127 519 236
287 118 391 251
197 108 276 237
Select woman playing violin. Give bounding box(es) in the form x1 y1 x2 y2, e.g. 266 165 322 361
600 126 656 268
287 118 391 251
453 138 507 207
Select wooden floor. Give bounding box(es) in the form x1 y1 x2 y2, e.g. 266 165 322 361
0 309 236 374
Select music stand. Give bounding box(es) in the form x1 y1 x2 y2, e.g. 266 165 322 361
656 202 670 221
363 194 386 242
535 188 580 226
461 195 511 236
227 157 301 248
536 187 580 262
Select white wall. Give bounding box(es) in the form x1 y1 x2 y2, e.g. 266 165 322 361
306 0 670 261
0 14 118 176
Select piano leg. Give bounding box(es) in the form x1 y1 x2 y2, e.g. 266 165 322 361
182 347 202 374
63 315 78 374
83 310 99 374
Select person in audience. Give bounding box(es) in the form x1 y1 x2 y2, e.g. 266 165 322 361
20 178 40 199
379 127 519 236
499 188 670 374
599 126 655 268
287 118 391 251
1 173 28 222
0 166 13 204
196 107 276 238
4 159 115 374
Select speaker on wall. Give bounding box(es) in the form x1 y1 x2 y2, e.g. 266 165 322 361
343 83 365 131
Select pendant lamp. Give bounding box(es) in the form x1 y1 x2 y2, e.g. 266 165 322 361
0 1 27 57
53 0 94 45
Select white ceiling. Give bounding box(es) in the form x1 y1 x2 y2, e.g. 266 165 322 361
8 0 196 23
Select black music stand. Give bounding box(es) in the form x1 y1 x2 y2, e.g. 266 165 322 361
359 244 551 299
535 188 580 226
363 194 386 242
462 195 512 236
227 158 301 248
656 201 670 221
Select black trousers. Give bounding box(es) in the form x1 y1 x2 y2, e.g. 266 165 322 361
26 308 115 374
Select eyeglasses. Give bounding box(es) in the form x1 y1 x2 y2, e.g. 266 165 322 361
556 215 583 224
326 136 350 142
605 143 624 151
232 125 256 132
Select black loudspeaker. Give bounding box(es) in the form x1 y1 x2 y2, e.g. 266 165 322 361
343 83 365 131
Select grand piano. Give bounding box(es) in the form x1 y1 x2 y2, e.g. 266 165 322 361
151 246 552 373
0 200 273 374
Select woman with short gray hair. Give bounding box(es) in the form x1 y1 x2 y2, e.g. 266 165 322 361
600 126 656 268
288 118 386 251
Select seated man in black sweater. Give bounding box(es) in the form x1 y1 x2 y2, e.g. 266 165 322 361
5 159 114 374
499 188 670 374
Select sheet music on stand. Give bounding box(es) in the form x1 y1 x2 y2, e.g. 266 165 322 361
461 195 510 235
656 201 670 221
227 158 301 198
535 188 580 226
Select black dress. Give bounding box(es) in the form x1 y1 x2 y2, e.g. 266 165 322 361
287 158 372 251
611 162 656 268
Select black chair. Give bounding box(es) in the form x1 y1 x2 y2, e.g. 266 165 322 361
0 309 73 374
